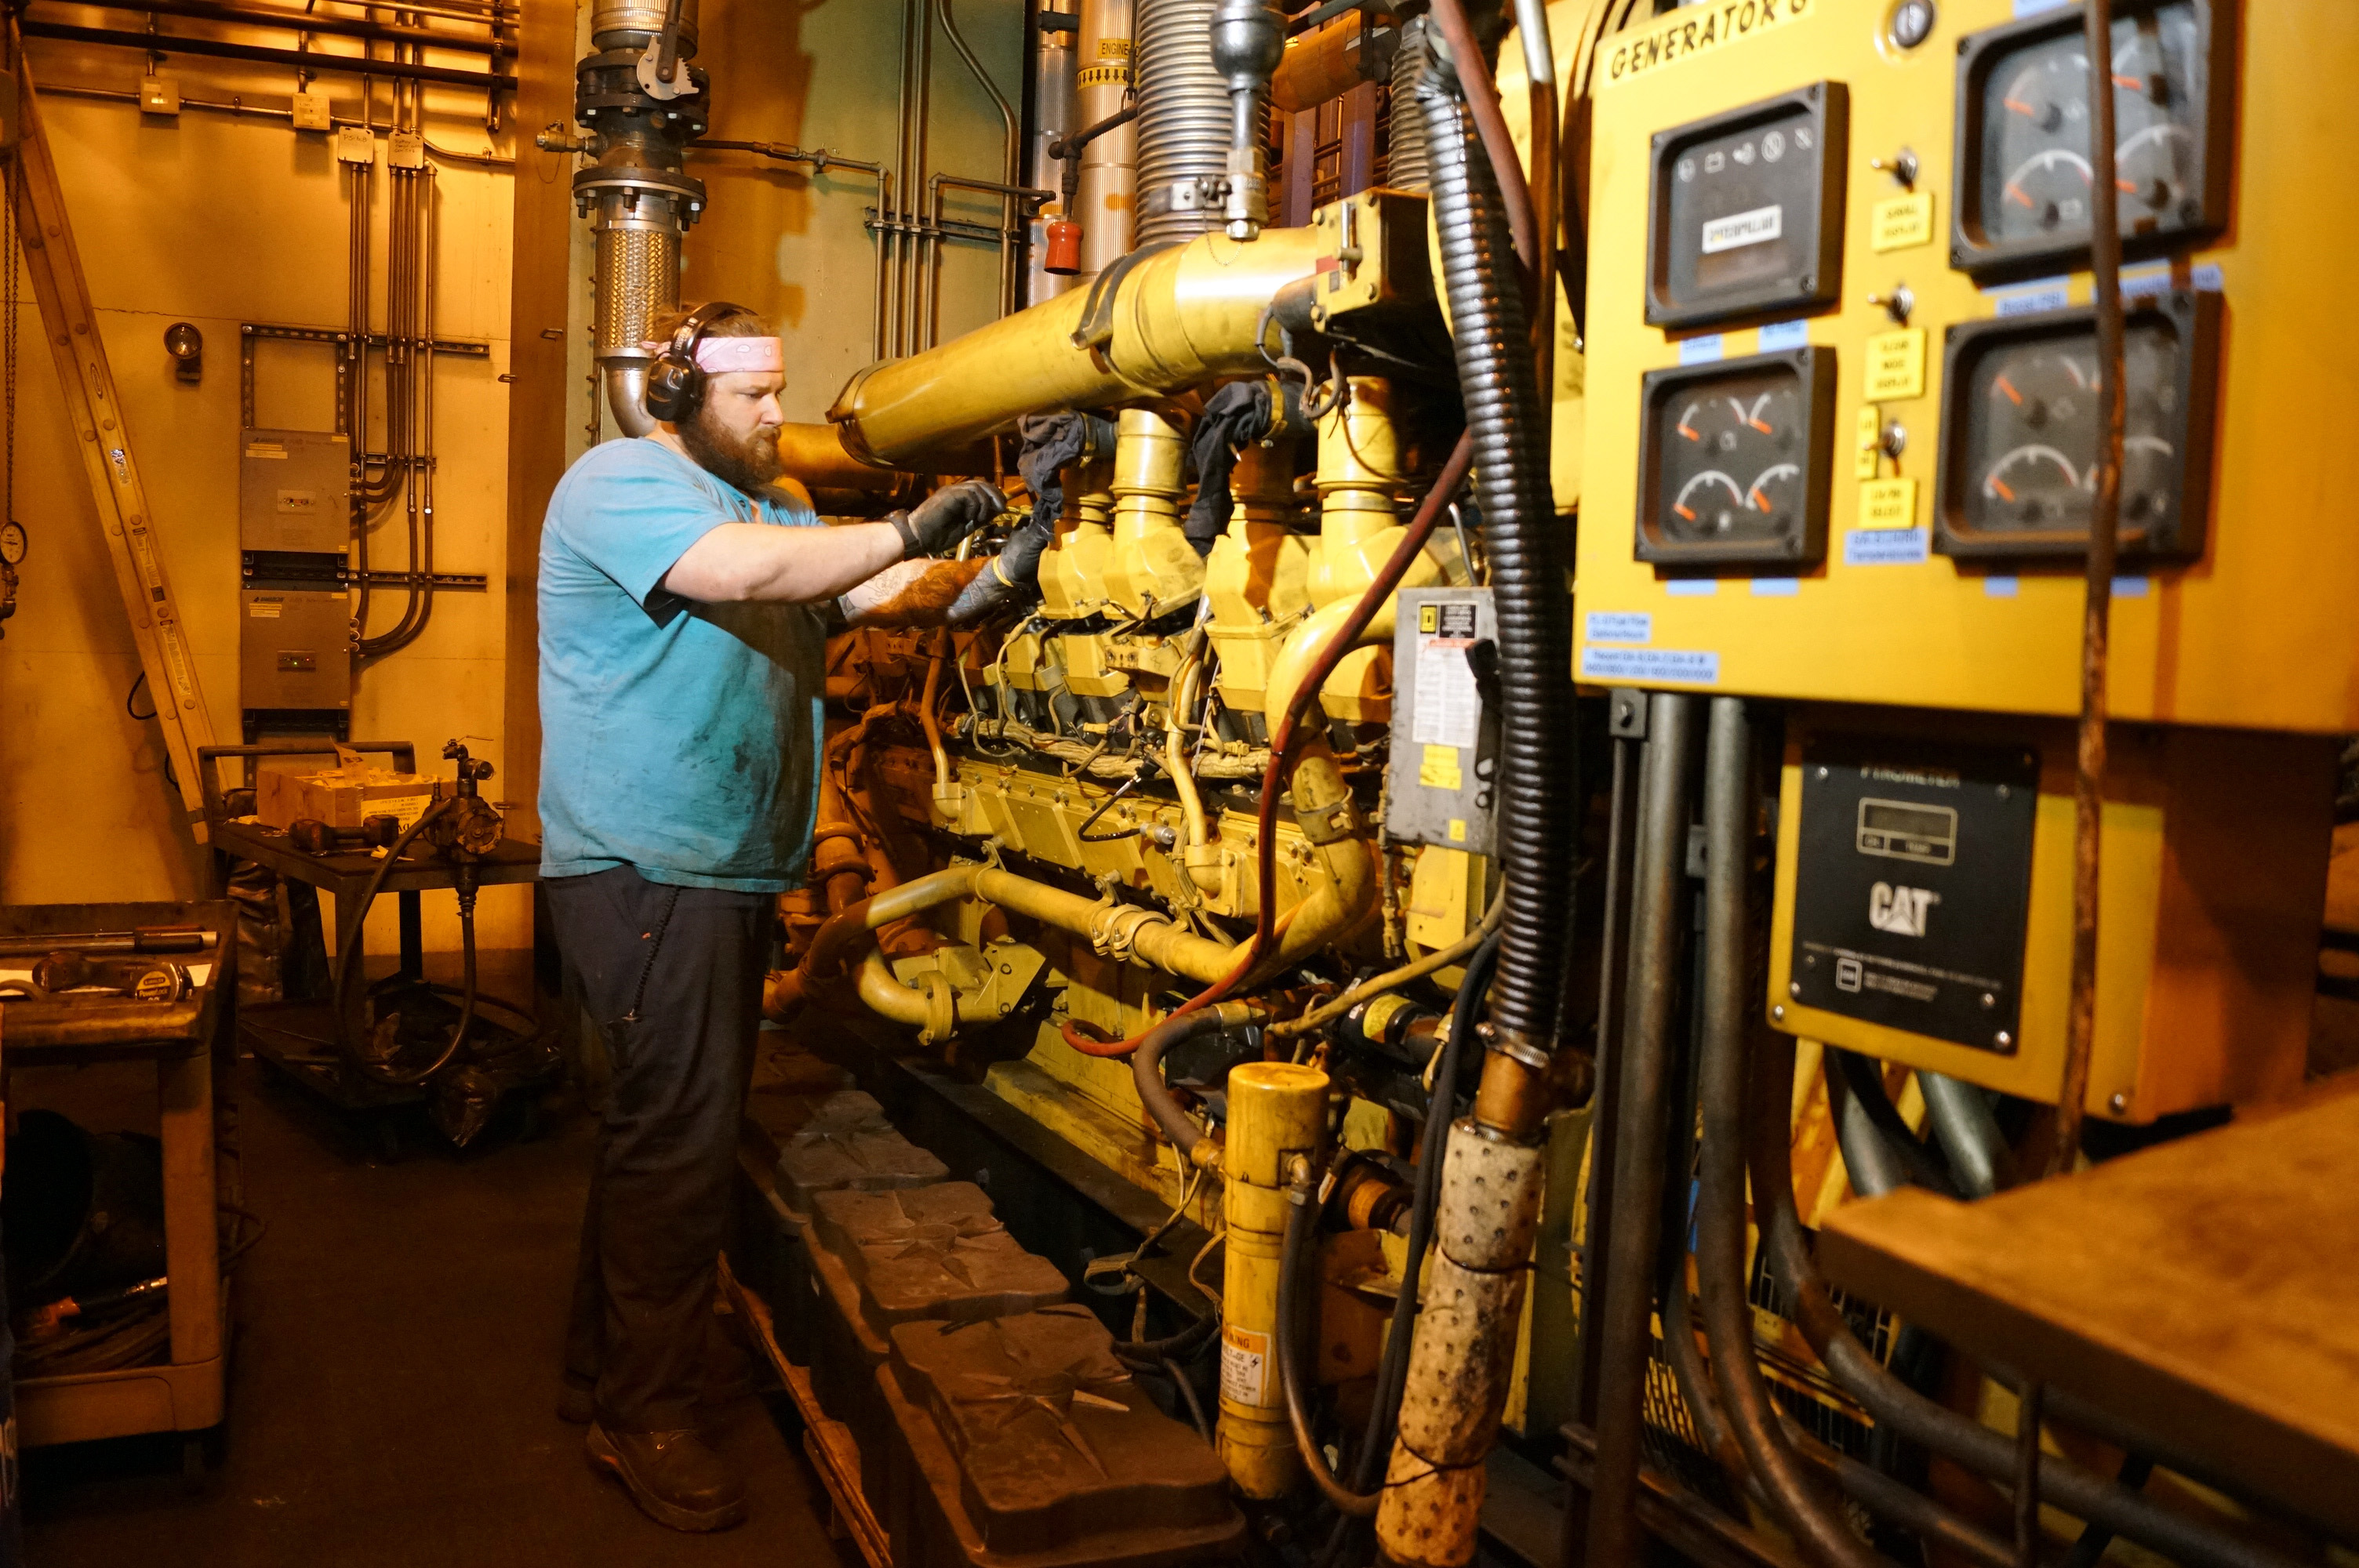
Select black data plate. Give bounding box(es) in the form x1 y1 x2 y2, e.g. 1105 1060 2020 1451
1646 82 1848 330
1790 735 2037 1054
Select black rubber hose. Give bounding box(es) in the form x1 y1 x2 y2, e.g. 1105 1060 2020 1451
1696 698 1888 1568
1278 1160 1381 1516
1828 1049 1957 1196
1350 932 1502 1496
1131 1003 1260 1159
326 799 473 1087
1416 51 1573 1045
1747 1034 2306 1568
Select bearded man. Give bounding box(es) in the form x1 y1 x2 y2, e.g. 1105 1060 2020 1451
535 301 1043 1531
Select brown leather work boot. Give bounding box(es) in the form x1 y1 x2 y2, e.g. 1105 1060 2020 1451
586 1422 748 1532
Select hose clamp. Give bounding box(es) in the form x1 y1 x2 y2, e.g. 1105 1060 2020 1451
1485 1025 1552 1075
1139 177 1228 221
1292 798 1361 845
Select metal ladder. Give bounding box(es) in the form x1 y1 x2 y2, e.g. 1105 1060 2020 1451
11 35 218 839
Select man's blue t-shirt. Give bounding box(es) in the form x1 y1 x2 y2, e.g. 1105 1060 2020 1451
536 437 827 892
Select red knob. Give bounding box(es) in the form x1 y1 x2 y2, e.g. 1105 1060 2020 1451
1043 217 1083 277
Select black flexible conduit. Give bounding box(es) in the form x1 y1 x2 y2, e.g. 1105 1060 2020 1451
1747 1034 2306 1568
1416 55 1573 1047
1696 698 1889 1568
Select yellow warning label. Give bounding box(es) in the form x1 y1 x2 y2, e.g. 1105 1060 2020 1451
1858 477 1917 531
1854 405 1881 478
1870 193 1934 252
1076 64 1131 88
1864 329 1926 402
1418 603 1439 633
1448 818 1467 844
1096 38 1132 58
1419 744 1463 792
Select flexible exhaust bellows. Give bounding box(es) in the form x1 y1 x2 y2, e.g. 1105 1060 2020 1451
1134 0 1230 245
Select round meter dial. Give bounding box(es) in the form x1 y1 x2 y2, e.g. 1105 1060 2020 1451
1962 321 2181 539
1957 2 2223 274
0 521 25 567
1936 294 2219 563
1659 380 1808 546
1637 349 1834 568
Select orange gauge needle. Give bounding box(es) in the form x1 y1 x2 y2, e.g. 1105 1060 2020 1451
1674 503 1697 521
2117 177 2140 193
2003 97 2037 115
1747 416 1773 434
1677 423 1700 441
1990 477 2018 503
1747 487 1768 510
2005 184 2035 209
2112 74 2145 91
1994 375 2023 406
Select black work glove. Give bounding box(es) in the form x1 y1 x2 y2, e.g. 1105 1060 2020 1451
991 514 1056 589
890 478 1008 559
944 513 1055 625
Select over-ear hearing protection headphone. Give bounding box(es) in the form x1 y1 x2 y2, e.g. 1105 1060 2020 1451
642 299 752 425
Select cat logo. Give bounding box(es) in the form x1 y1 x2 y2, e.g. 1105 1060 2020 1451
1868 881 1939 938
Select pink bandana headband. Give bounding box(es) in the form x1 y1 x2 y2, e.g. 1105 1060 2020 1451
639 336 785 374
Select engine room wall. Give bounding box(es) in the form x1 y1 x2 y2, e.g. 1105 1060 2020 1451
0 39 529 955
676 0 1027 427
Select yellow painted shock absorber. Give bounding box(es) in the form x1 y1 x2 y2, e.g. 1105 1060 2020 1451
1216 1060 1329 1499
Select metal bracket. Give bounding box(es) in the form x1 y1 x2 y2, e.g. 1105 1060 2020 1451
1608 687 1649 739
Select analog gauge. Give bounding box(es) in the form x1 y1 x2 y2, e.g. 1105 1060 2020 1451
0 521 24 566
1637 349 1834 568
1954 2 2227 277
1935 292 2221 561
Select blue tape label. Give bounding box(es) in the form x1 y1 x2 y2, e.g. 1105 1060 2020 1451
1585 611 1652 644
1984 575 2019 598
2013 0 2069 15
1580 647 1721 685
2111 575 2150 598
1750 578 1801 596
2121 262 2223 299
1990 279 2070 317
1843 527 1930 567
1665 579 1718 597
1678 334 1726 365
1757 320 1809 352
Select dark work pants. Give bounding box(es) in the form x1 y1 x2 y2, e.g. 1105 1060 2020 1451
545 865 769 1434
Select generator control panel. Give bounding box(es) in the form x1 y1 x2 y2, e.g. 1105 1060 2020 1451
1574 0 2358 735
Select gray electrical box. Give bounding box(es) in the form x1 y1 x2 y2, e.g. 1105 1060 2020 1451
239 428 351 554
239 589 351 713
1383 586 1499 855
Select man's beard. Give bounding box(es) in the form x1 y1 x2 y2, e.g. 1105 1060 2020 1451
678 406 783 495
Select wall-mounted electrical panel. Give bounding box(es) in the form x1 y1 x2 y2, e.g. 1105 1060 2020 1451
1385 588 1500 855
239 429 351 554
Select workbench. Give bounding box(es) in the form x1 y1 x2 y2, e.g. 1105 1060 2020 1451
0 901 235 1456
1818 1076 2359 1541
